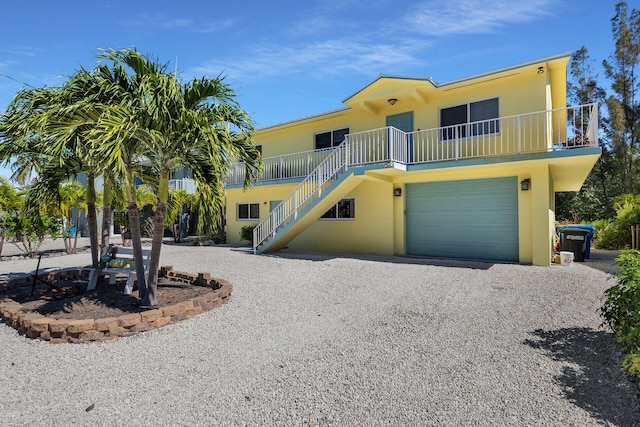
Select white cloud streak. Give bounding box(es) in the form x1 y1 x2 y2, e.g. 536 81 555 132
192 38 424 81
191 0 556 82
402 0 555 36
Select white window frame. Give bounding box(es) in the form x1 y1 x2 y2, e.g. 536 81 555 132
320 198 355 220
439 97 500 142
237 202 260 220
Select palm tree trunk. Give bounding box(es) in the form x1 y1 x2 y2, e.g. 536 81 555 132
101 175 113 249
86 173 99 267
125 167 147 301
140 170 169 306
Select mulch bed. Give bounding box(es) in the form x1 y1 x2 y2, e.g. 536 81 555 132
1 276 214 320
0 263 233 343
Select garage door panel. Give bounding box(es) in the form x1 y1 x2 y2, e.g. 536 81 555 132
406 177 518 262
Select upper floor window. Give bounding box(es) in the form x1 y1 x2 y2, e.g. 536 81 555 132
315 128 349 150
440 97 499 140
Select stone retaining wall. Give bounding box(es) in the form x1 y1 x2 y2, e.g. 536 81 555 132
0 266 232 344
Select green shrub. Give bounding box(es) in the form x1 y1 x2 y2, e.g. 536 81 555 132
591 218 613 242
191 230 226 246
239 225 255 242
599 250 640 380
594 195 640 249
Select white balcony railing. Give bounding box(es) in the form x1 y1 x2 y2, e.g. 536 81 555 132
225 148 334 186
228 104 598 187
169 178 197 194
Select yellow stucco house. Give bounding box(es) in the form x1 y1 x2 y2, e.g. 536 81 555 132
223 52 600 266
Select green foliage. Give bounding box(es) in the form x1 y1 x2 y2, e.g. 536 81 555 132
191 230 226 246
595 194 640 249
0 212 61 257
0 177 21 212
239 225 255 242
600 250 640 381
591 218 613 242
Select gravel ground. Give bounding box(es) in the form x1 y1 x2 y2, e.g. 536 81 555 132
0 241 638 426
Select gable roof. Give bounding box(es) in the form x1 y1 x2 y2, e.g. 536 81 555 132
258 51 572 132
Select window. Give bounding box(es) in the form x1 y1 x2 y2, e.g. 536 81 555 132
315 128 349 150
321 199 355 220
440 98 499 140
237 203 259 220
255 145 262 154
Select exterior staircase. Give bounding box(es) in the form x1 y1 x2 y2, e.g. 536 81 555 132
253 142 364 254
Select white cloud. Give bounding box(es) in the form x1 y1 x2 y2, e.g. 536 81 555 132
402 0 555 36
193 19 236 33
125 15 235 33
191 38 425 81
190 0 555 83
0 47 39 57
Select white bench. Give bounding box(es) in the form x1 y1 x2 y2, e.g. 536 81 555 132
87 247 152 295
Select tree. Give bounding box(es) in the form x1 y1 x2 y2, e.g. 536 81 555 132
556 47 615 221
58 181 86 254
0 177 22 256
167 189 194 243
95 49 261 306
0 73 108 267
603 1 640 195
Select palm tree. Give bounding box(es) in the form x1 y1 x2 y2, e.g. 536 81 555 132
95 49 261 306
58 181 86 254
0 73 109 267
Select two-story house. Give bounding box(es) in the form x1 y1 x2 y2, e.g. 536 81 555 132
224 52 600 266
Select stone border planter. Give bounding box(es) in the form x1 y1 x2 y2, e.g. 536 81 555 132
0 266 232 344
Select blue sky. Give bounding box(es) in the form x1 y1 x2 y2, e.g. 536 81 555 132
0 0 621 178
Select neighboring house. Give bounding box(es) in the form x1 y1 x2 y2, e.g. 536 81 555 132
224 52 600 266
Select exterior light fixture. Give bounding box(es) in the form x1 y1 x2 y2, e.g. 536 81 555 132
388 98 398 106
394 188 402 197
537 67 544 74
521 178 531 191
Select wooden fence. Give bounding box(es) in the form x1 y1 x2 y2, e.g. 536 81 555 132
633 225 640 250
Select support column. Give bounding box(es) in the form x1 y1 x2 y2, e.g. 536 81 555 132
530 165 553 266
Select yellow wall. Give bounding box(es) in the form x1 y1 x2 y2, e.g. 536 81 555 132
227 156 560 264
286 178 395 254
256 59 561 159
225 183 298 244
227 54 579 266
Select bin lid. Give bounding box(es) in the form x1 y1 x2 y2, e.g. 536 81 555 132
561 228 590 236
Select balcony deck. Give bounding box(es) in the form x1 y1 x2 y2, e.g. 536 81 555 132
225 103 598 187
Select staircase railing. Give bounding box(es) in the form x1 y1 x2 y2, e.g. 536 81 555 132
253 141 349 253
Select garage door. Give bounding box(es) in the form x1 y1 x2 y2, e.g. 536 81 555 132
406 177 519 262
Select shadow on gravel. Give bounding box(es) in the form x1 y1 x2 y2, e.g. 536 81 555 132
263 251 497 270
524 327 640 425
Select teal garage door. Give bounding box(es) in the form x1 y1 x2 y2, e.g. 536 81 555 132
406 177 519 262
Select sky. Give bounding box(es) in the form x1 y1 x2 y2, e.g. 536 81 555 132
0 0 624 179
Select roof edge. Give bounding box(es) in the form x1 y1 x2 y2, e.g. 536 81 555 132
342 51 572 103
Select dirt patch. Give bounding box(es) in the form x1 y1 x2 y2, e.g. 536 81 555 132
1 277 215 320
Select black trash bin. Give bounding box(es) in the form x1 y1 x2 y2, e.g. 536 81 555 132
560 228 590 262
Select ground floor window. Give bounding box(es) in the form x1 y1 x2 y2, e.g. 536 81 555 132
238 203 260 220
321 199 355 220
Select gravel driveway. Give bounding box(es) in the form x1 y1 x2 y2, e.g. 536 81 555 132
0 242 638 426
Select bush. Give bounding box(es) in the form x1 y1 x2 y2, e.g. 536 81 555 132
239 225 255 242
599 250 640 381
191 230 226 246
594 195 640 249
